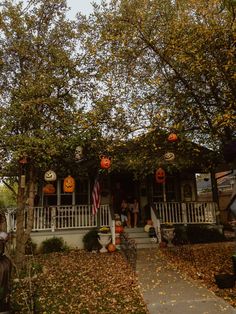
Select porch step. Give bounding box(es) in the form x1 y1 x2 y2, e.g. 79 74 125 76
124 227 159 249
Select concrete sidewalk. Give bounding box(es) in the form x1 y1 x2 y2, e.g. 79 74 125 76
136 248 236 314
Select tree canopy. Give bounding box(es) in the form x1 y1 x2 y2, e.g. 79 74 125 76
0 0 96 179
79 0 236 162
0 0 235 179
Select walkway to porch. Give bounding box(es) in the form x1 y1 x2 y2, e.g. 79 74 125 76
136 248 236 314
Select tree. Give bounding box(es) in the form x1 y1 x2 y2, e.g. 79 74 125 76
80 0 236 159
0 0 91 268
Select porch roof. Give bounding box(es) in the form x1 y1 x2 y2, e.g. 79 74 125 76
111 129 220 177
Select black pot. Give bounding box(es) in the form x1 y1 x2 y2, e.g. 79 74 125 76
215 273 235 289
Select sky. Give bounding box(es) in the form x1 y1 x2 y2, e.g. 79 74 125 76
67 0 103 17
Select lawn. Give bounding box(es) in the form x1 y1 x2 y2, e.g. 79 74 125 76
10 250 148 314
160 241 236 308
10 241 236 313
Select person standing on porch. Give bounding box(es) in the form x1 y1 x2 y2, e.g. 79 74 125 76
132 198 139 228
120 199 131 227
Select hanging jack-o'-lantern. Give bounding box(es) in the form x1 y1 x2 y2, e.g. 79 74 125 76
63 175 75 193
19 156 28 164
167 133 178 143
43 183 56 194
44 170 57 182
155 167 166 184
164 152 175 162
100 156 111 169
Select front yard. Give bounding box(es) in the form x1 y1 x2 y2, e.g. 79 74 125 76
160 241 236 308
10 250 148 314
10 241 236 313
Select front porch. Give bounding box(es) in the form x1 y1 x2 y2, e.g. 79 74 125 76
3 201 218 249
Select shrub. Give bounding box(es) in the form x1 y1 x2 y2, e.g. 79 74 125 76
186 225 226 244
83 229 101 252
25 237 37 255
172 225 188 245
172 224 226 245
40 237 68 254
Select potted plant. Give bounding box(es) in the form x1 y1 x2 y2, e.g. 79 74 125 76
161 223 175 247
98 227 111 253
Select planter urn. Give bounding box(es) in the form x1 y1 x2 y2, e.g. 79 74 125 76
98 233 111 253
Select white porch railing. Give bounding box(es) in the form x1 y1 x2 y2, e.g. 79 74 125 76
150 207 161 243
4 204 110 232
154 201 217 225
3 201 218 233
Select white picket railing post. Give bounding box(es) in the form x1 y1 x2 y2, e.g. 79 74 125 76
51 207 56 232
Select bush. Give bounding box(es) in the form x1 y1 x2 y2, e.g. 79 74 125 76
172 224 226 245
172 225 188 245
25 237 37 255
187 225 226 244
83 229 101 252
40 237 68 254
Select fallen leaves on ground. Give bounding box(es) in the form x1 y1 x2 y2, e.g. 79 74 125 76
160 242 236 308
11 250 148 314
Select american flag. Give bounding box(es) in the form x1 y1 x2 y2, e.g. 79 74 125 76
92 178 100 215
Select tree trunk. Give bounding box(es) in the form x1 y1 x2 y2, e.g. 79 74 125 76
15 164 36 270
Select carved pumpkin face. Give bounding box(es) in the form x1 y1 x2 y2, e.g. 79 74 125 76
164 152 175 162
100 156 111 169
155 167 166 184
43 183 56 194
63 175 75 193
168 133 178 142
44 170 57 182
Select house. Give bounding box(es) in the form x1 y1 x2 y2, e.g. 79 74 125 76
197 170 236 223
4 130 220 249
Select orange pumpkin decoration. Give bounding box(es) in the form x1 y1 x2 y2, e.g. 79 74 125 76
115 237 121 245
19 156 28 164
43 183 56 194
115 225 124 233
107 243 116 252
159 241 167 248
168 133 178 142
155 167 166 184
100 156 111 169
63 175 75 193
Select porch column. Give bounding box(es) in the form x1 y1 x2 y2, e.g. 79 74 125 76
182 203 187 225
210 170 220 224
